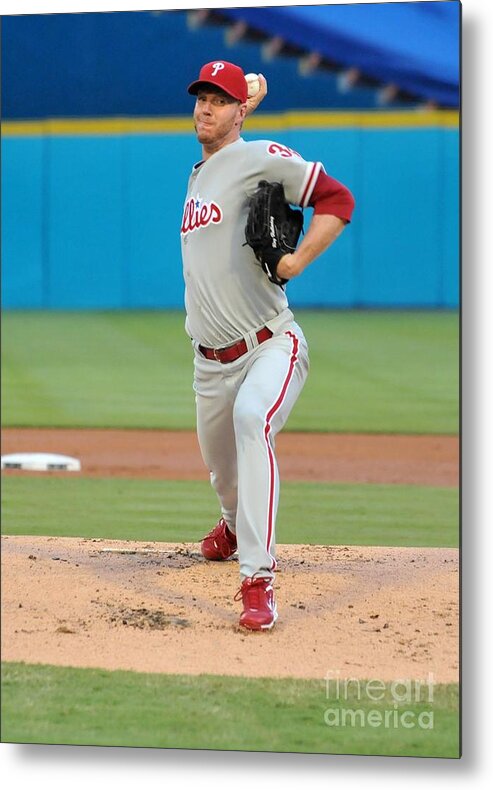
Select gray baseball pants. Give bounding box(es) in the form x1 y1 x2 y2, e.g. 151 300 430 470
193 318 309 579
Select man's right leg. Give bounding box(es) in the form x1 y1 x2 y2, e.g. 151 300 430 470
194 356 238 537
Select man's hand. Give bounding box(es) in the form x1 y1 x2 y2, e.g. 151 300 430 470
245 74 268 115
275 253 299 281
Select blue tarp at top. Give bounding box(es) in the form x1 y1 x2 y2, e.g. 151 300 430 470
221 1 460 107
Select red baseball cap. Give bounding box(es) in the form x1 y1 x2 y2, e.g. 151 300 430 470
188 61 247 103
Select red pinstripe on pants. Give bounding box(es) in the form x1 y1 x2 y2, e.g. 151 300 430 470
263 331 300 570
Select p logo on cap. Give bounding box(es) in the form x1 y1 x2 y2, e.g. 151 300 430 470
211 62 225 77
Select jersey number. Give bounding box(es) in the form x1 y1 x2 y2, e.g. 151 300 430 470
268 143 301 159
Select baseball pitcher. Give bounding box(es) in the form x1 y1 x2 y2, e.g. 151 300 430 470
181 60 355 630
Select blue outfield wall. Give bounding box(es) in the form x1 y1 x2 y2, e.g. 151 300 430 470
1 124 459 310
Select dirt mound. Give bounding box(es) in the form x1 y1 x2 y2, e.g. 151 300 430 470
2 535 459 682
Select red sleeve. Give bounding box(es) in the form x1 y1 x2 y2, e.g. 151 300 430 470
308 171 355 222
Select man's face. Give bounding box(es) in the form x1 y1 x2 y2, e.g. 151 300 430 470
193 86 246 149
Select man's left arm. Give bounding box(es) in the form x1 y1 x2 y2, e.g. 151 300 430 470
278 170 355 279
277 214 347 279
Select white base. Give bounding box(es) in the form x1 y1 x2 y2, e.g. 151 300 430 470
1 453 81 472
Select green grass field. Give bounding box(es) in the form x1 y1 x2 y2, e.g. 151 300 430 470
1 309 459 755
1 310 459 433
2 476 459 548
1 663 459 757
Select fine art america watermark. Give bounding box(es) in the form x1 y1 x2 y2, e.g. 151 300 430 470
323 670 435 730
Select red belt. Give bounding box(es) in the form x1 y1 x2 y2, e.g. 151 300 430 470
199 327 273 364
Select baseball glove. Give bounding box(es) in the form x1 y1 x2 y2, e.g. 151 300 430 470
244 180 304 287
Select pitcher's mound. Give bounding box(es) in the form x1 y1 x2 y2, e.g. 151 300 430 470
2 536 458 682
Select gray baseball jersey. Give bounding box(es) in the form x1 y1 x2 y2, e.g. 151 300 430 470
180 137 323 347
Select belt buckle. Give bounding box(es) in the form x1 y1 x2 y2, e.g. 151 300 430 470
213 348 222 362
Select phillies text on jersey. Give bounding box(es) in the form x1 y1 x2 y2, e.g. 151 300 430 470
181 195 223 235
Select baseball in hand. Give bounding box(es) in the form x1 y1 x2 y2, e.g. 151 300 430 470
245 73 261 98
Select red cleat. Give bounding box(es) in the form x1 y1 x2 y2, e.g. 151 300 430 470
201 518 237 561
235 576 278 631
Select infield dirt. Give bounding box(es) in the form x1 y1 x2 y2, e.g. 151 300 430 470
2 428 458 486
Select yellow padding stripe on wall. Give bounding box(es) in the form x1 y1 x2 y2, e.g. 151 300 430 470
2 110 459 137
